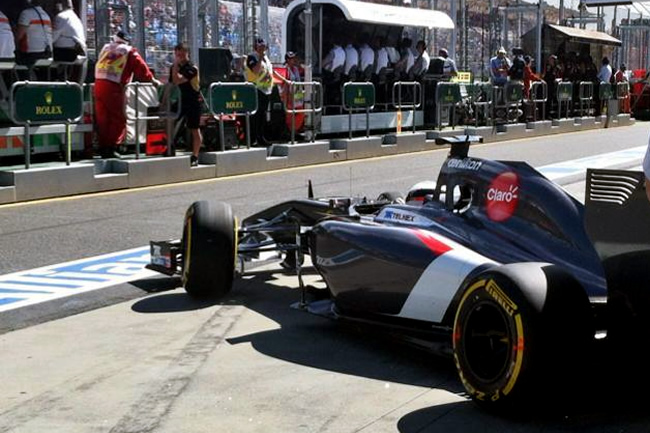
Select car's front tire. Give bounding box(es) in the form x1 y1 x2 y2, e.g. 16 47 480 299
182 201 236 298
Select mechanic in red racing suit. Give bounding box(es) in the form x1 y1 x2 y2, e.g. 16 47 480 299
94 31 160 158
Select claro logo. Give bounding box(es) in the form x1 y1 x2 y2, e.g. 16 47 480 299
486 171 519 222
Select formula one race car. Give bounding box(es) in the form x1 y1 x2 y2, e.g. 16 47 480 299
147 135 650 411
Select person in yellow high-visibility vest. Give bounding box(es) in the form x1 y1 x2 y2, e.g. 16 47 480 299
245 39 273 147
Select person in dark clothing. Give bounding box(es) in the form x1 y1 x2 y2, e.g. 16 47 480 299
543 54 561 118
170 42 202 166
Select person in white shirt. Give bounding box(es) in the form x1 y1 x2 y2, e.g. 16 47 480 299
0 9 15 60
386 45 400 67
394 38 414 80
322 39 345 75
343 38 359 80
597 56 612 83
322 36 346 105
594 56 613 116
358 33 375 80
16 0 52 65
52 0 86 62
373 36 389 75
409 40 430 80
439 48 458 79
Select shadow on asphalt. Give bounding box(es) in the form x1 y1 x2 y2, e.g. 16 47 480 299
130 268 650 431
130 276 182 294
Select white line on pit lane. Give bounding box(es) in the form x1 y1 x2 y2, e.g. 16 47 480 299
0 146 646 314
537 145 646 182
0 246 157 313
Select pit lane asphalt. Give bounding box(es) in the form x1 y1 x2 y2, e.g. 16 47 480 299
1 124 650 432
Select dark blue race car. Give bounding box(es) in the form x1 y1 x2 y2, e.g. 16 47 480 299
148 136 650 411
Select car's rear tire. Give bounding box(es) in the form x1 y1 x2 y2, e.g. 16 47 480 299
182 201 236 298
453 264 592 412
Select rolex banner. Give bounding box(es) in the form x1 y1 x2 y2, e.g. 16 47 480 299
210 83 258 115
13 83 83 124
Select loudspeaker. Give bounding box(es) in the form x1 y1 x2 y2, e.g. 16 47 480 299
199 48 233 87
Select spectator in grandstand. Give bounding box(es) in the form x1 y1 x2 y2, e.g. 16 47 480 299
358 33 375 81
343 35 359 81
409 40 430 80
0 9 15 60
439 48 457 79
52 0 85 62
394 37 414 80
522 55 542 100
489 47 510 86
245 50 273 147
94 31 161 159
170 43 202 167
15 0 52 71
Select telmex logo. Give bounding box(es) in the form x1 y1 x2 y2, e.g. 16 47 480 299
384 210 415 222
486 171 519 222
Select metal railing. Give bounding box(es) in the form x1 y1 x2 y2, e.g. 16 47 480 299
283 81 323 144
125 82 180 159
556 82 573 119
529 81 547 121
392 81 422 133
469 82 493 127
492 82 523 124
577 81 594 117
616 82 631 114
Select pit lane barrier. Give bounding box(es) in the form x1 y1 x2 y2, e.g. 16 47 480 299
392 81 422 134
380 82 427 152
0 82 636 205
270 81 332 167
125 82 181 159
283 81 323 144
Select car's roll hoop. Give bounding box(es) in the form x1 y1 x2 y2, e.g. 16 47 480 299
435 135 483 159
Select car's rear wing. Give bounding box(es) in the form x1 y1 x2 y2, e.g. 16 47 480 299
584 168 650 262
435 135 483 158
584 169 650 317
